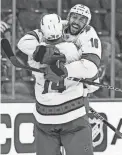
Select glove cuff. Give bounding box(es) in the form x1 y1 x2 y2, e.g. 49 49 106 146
50 65 64 76
33 45 46 62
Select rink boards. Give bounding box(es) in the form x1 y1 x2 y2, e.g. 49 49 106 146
0 102 122 155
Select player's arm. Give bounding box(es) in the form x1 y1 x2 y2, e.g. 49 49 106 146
17 30 46 70
65 30 101 80
17 30 41 56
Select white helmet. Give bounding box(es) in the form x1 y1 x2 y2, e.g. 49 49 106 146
68 4 91 26
40 14 63 40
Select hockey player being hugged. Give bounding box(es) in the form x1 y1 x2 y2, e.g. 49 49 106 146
18 6 102 155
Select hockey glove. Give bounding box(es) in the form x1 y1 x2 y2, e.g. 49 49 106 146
44 62 68 83
33 45 66 65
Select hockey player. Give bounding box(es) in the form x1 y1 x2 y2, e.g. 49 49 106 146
62 4 102 96
18 6 101 155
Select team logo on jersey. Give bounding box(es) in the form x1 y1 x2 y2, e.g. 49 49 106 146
89 113 107 152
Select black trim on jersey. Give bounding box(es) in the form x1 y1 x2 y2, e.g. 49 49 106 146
86 73 99 82
36 97 85 115
33 45 47 63
26 30 40 43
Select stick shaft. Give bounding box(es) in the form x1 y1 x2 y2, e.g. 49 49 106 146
89 107 122 138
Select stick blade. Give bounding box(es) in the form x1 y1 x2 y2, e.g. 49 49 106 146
10 56 25 68
1 38 14 59
1 38 44 73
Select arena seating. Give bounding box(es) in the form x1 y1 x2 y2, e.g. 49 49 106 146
100 0 111 10
40 0 57 13
116 0 122 9
104 12 122 33
104 11 122 57
1 0 122 99
16 0 48 31
18 11 41 32
1 0 12 11
16 0 41 10
71 0 101 8
100 0 122 10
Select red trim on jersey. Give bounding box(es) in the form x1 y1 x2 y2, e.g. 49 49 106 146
82 53 100 68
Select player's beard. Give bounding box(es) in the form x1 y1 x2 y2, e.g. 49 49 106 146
69 22 85 35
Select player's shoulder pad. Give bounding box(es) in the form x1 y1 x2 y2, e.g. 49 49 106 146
85 25 99 38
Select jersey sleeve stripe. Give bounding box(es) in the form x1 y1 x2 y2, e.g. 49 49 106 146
86 73 99 81
81 53 101 68
26 30 40 43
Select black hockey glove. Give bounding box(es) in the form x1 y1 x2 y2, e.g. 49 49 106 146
44 62 68 83
33 45 66 65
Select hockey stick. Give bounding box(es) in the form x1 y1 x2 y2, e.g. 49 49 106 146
89 107 122 138
1 38 44 73
2 39 122 93
67 77 122 93
2 39 122 92
1 38 122 138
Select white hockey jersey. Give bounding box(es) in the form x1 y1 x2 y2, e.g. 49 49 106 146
17 23 101 124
